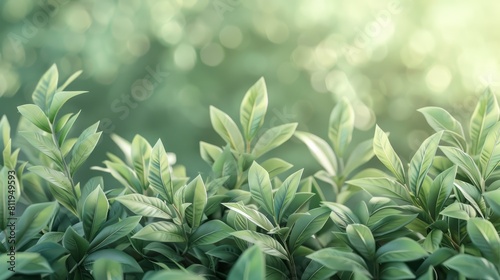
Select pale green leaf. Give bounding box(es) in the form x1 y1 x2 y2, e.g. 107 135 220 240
346 224 376 259
89 216 141 252
467 218 500 267
373 125 406 183
260 157 293 178
289 207 330 252
252 123 297 157
408 132 442 195
200 141 223 165
133 221 186 243
227 245 265 280
479 122 500 179
484 188 500 216
231 230 288 260
32 64 58 113
444 254 500 280
295 131 337 176
240 77 268 142
48 91 87 121
84 249 142 273
92 259 123 280
418 106 465 149
223 202 274 231
427 165 456 219
329 97 355 158
17 104 51 133
210 106 245 153
248 162 274 216
115 194 173 219
16 202 59 249
0 252 52 279
440 202 476 220
307 248 370 276
440 146 483 188
274 169 303 222
189 220 234 246
148 139 173 202
470 89 500 155
184 175 208 228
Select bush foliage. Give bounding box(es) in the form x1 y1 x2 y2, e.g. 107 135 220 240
1 66 500 279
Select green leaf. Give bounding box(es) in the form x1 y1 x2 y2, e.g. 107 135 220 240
329 97 355 158
116 194 173 220
344 139 374 178
379 262 415 280
81 186 109 240
288 207 330 252
48 91 87 121
427 165 456 219
63 226 89 262
295 131 337 176
144 270 205 280
346 224 376 259
17 104 51 133
301 260 336 280
440 146 483 188
20 131 63 166
223 202 274 231
415 247 456 276
376 237 428 263
69 122 101 175
148 139 173 202
200 141 223 165
189 220 234 246
248 162 274 216
422 229 443 253
252 123 297 157
440 202 476 220
373 125 406 183
210 106 245 153
227 245 265 280
130 135 152 187
231 230 288 260
133 221 186 243
408 132 442 195
184 175 208 228
57 70 82 91
307 248 370 276
32 64 58 113
322 201 360 229
470 88 500 155
260 157 293 178
484 188 500 216
467 218 500 267
92 259 123 280
274 169 303 222
0 252 52 279
84 249 143 273
57 111 80 146
0 168 10 231
479 122 500 179
16 202 58 249
348 177 412 204
444 254 500 280
240 77 268 142
88 216 141 252
418 106 465 148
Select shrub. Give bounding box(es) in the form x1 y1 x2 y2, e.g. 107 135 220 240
1 65 499 279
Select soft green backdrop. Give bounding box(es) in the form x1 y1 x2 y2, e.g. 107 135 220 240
0 0 498 179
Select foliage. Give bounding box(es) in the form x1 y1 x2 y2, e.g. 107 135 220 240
1 66 500 279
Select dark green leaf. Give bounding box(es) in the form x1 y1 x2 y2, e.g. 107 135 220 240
143 270 204 280
84 249 142 273
422 229 443 253
0 252 52 279
379 262 415 280
81 187 108 240
307 248 370 276
63 226 89 262
115 194 173 219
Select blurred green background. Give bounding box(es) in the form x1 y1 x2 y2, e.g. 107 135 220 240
0 0 499 179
